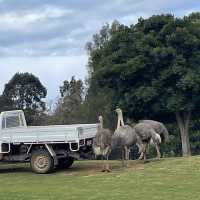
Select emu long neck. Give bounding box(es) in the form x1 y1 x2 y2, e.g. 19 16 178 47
99 118 103 129
117 111 125 129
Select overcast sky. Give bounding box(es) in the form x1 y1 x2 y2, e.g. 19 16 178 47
0 0 199 101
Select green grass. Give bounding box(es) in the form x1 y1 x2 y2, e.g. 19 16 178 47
0 156 200 200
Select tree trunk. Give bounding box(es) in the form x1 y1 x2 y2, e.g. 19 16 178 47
175 111 191 156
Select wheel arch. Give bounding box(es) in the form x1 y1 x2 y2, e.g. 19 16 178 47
27 144 58 165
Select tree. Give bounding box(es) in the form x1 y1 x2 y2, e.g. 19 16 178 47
0 95 13 112
87 13 200 156
53 76 85 124
84 80 116 129
3 72 47 124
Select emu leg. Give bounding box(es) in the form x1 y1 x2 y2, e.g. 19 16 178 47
105 162 111 172
138 143 148 161
143 143 148 161
155 143 161 159
128 148 131 160
105 154 111 172
124 146 129 167
101 156 106 172
138 152 144 160
138 144 145 160
121 148 125 167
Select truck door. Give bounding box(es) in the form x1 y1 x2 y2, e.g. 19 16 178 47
0 115 11 153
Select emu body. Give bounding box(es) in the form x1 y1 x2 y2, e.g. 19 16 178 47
93 116 112 172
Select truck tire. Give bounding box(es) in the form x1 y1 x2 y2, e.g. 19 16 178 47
57 157 74 169
30 149 54 174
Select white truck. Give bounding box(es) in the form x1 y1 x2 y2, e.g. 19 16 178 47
0 110 98 173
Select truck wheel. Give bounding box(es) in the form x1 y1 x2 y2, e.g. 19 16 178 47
30 149 54 174
57 157 74 169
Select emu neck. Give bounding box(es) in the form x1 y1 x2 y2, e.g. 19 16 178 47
99 119 103 129
117 111 125 129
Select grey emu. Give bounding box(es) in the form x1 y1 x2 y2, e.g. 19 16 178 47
112 108 139 166
139 120 169 158
93 116 112 172
139 120 169 142
133 122 160 160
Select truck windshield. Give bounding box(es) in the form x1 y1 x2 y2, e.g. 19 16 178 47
3 115 21 129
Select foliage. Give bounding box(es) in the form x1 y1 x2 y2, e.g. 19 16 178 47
86 13 200 155
51 76 86 124
0 95 14 113
84 80 117 129
2 72 47 125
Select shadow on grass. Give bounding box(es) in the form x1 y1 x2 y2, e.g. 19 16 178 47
0 165 31 174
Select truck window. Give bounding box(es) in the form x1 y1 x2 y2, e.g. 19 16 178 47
19 114 24 126
2 117 6 129
6 115 21 128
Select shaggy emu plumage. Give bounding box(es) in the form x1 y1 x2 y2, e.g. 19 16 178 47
139 120 169 158
93 116 112 172
133 122 160 160
112 108 139 166
139 120 169 142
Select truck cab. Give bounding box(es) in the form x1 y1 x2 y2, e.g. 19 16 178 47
1 110 27 129
0 110 26 153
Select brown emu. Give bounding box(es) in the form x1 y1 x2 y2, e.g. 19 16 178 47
93 116 112 172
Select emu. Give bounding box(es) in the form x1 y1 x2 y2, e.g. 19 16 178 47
134 122 161 160
139 120 169 158
111 108 139 166
93 116 112 172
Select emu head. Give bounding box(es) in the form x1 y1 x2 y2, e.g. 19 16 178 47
115 108 125 128
98 115 103 128
98 115 103 122
115 108 122 115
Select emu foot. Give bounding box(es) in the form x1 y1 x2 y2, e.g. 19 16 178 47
106 168 111 172
138 156 143 161
125 161 130 168
101 165 106 172
105 164 111 172
101 169 106 172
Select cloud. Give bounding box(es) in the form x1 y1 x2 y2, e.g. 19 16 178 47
0 0 199 99
0 55 88 100
0 5 72 30
0 0 198 57
0 7 69 25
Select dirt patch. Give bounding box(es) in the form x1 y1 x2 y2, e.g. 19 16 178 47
63 160 146 176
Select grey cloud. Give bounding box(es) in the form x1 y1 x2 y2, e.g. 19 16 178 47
0 55 88 99
0 0 199 99
0 0 199 57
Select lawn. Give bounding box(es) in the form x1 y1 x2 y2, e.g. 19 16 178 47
0 156 200 200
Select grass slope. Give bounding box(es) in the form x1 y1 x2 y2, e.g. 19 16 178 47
0 156 200 200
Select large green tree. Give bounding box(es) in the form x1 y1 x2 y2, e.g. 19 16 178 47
3 72 47 124
87 13 200 156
